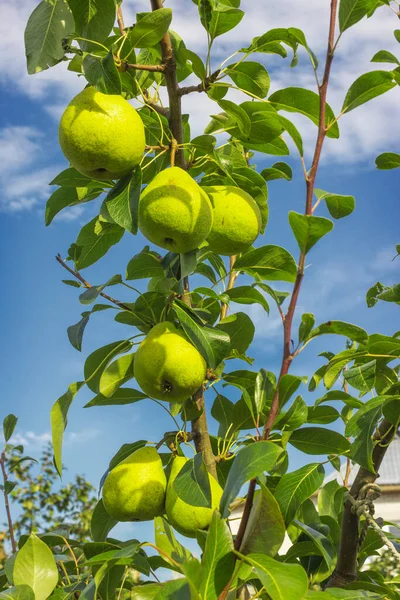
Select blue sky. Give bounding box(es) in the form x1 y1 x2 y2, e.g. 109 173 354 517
0 0 399 545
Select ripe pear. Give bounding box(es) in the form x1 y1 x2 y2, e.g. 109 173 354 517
102 446 166 521
138 167 213 253
134 322 206 403
59 87 146 180
166 456 223 538
204 186 262 255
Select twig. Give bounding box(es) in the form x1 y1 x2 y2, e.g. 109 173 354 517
220 255 238 320
233 0 339 559
55 255 134 314
143 91 170 118
191 387 218 479
116 6 125 36
121 62 166 73
326 420 397 587
0 451 17 553
178 69 221 96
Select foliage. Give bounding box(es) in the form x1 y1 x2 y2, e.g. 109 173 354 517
1 0 400 598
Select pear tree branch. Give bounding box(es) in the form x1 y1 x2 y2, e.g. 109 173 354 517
55 254 135 314
232 0 339 558
148 0 216 477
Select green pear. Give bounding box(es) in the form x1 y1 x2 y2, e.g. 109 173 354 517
204 186 262 255
59 87 146 180
166 456 223 538
134 322 206 403
139 167 213 253
102 446 166 521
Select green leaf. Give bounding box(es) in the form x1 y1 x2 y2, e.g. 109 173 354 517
279 375 304 408
293 520 336 572
274 395 308 431
75 217 124 269
217 312 255 355
344 360 377 393
45 187 101 226
85 388 147 407
207 5 244 41
24 0 74 74
307 405 340 424
254 369 275 417
98 353 135 398
67 0 115 51
341 71 396 113
261 162 293 182
234 245 297 282
220 442 282 517
232 102 284 147
306 321 368 345
102 167 142 234
3 414 18 442
240 483 286 556
226 62 270 98
299 313 315 344
154 516 192 566
371 49 400 65
51 382 84 476
275 463 325 525
67 314 90 352
269 87 340 139
279 115 304 156
128 9 172 48
375 152 400 169
91 499 118 542
339 0 379 32
82 49 122 95
173 300 231 369
14 534 58 600
200 511 234 599
314 188 355 219
211 395 234 438
289 212 333 254
173 453 212 508
218 100 251 136
289 427 350 455
224 286 269 313
84 340 133 393
50 167 111 188
0 586 35 600
238 553 308 600
126 247 163 280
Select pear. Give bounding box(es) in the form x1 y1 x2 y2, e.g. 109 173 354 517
134 322 206 403
102 446 166 521
139 167 213 253
204 186 261 256
59 87 146 180
166 456 223 538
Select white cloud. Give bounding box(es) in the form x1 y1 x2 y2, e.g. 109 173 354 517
2 428 101 449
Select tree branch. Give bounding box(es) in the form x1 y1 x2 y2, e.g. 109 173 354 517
143 91 170 118
191 388 218 479
150 0 186 168
116 6 125 36
55 254 134 314
120 61 166 73
326 419 397 588
0 451 17 554
220 255 238 320
178 69 221 97
233 0 339 559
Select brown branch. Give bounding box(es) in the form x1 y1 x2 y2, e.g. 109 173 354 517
191 388 218 479
116 6 125 36
326 419 396 588
178 69 221 97
0 451 17 554
220 255 238 320
121 61 166 73
143 92 170 118
55 254 134 314
232 0 339 560
150 0 186 168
